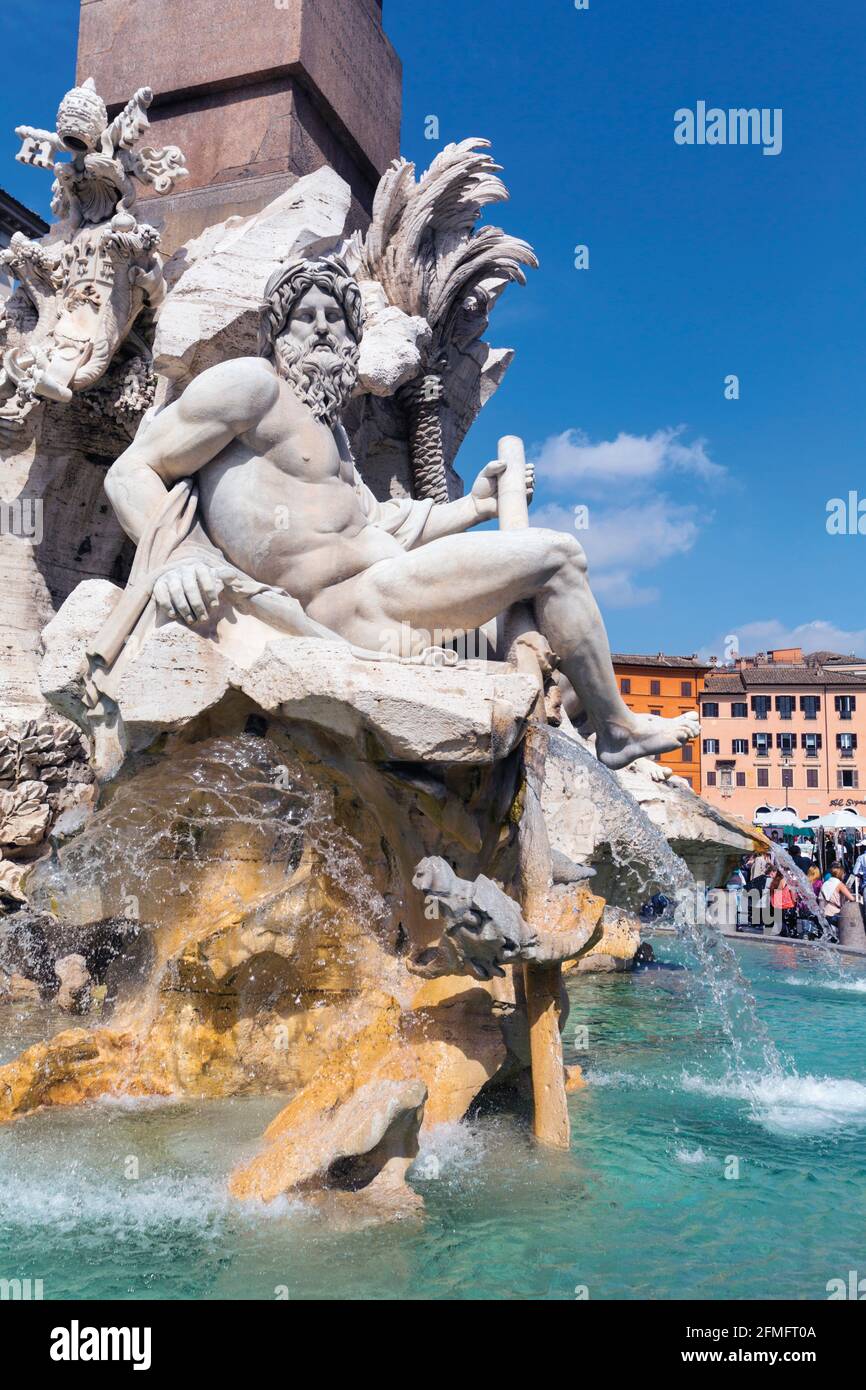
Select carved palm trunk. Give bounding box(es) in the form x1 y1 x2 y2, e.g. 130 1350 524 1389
398 373 450 505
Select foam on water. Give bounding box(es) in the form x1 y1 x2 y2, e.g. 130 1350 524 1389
682 1070 866 1135
0 1170 230 1239
674 1144 710 1165
784 974 866 995
584 1068 659 1091
411 1119 489 1182
587 1060 866 1137
91 1093 183 1111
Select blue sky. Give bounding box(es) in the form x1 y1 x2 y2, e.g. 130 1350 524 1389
3 0 865 659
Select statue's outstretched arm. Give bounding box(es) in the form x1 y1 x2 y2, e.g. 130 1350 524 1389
105 358 279 543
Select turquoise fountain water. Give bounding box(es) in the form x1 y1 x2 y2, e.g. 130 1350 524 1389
2 936 865 1300
3 734 863 1300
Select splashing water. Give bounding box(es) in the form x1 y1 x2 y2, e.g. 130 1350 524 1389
549 729 787 1090
681 1070 866 1136
24 733 393 1013
768 841 831 935
765 841 852 982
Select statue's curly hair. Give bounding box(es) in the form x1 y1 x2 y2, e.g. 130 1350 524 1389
259 255 364 357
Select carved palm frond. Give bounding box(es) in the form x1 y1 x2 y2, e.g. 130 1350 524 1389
348 139 537 503
357 138 537 351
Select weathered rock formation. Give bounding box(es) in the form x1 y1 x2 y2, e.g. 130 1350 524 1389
0 640 753 1216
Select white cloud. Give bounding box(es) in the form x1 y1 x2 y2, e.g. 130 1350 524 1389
699 619 866 664
592 572 660 608
531 499 704 608
531 426 723 494
526 424 721 607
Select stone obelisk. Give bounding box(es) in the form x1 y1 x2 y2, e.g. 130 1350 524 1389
76 0 402 249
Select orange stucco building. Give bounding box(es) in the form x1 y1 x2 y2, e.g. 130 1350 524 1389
612 653 708 790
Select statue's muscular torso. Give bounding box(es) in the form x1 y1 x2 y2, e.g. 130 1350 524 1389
196 365 403 609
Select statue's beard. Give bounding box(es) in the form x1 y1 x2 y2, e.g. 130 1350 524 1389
273 334 360 426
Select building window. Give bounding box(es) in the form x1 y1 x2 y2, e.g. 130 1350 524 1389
800 696 821 719
835 695 857 720
620 678 631 695
702 701 719 717
757 768 769 787
781 768 794 789
681 744 693 762
706 772 717 787
753 732 771 756
775 695 795 720
681 681 692 697
837 732 858 757
703 739 720 754
807 769 819 788
650 707 662 717
650 680 661 696
731 702 748 718
736 772 746 787
776 732 797 753
732 739 748 755
752 696 771 720
803 733 822 757
838 769 860 789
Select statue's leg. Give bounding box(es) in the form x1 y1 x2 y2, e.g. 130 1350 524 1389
308 529 698 769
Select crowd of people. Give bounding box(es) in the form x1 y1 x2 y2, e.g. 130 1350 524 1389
726 832 866 941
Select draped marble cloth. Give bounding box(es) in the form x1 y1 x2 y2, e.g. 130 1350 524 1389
85 443 436 705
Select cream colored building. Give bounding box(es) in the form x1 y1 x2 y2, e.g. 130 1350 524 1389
699 652 866 821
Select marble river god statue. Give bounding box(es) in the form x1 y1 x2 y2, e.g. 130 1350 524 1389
0 123 756 1220
94 254 698 771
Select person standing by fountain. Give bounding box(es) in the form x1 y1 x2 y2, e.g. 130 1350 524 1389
819 867 855 942
747 849 770 894
769 868 798 937
851 842 866 927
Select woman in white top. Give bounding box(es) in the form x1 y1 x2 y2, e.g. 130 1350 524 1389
820 867 855 940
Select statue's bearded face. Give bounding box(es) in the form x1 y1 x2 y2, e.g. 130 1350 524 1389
273 285 360 427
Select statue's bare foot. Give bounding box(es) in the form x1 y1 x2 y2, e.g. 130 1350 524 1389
632 755 672 783
596 710 700 770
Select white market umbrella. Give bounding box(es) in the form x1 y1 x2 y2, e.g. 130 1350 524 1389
811 809 866 830
756 808 801 826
